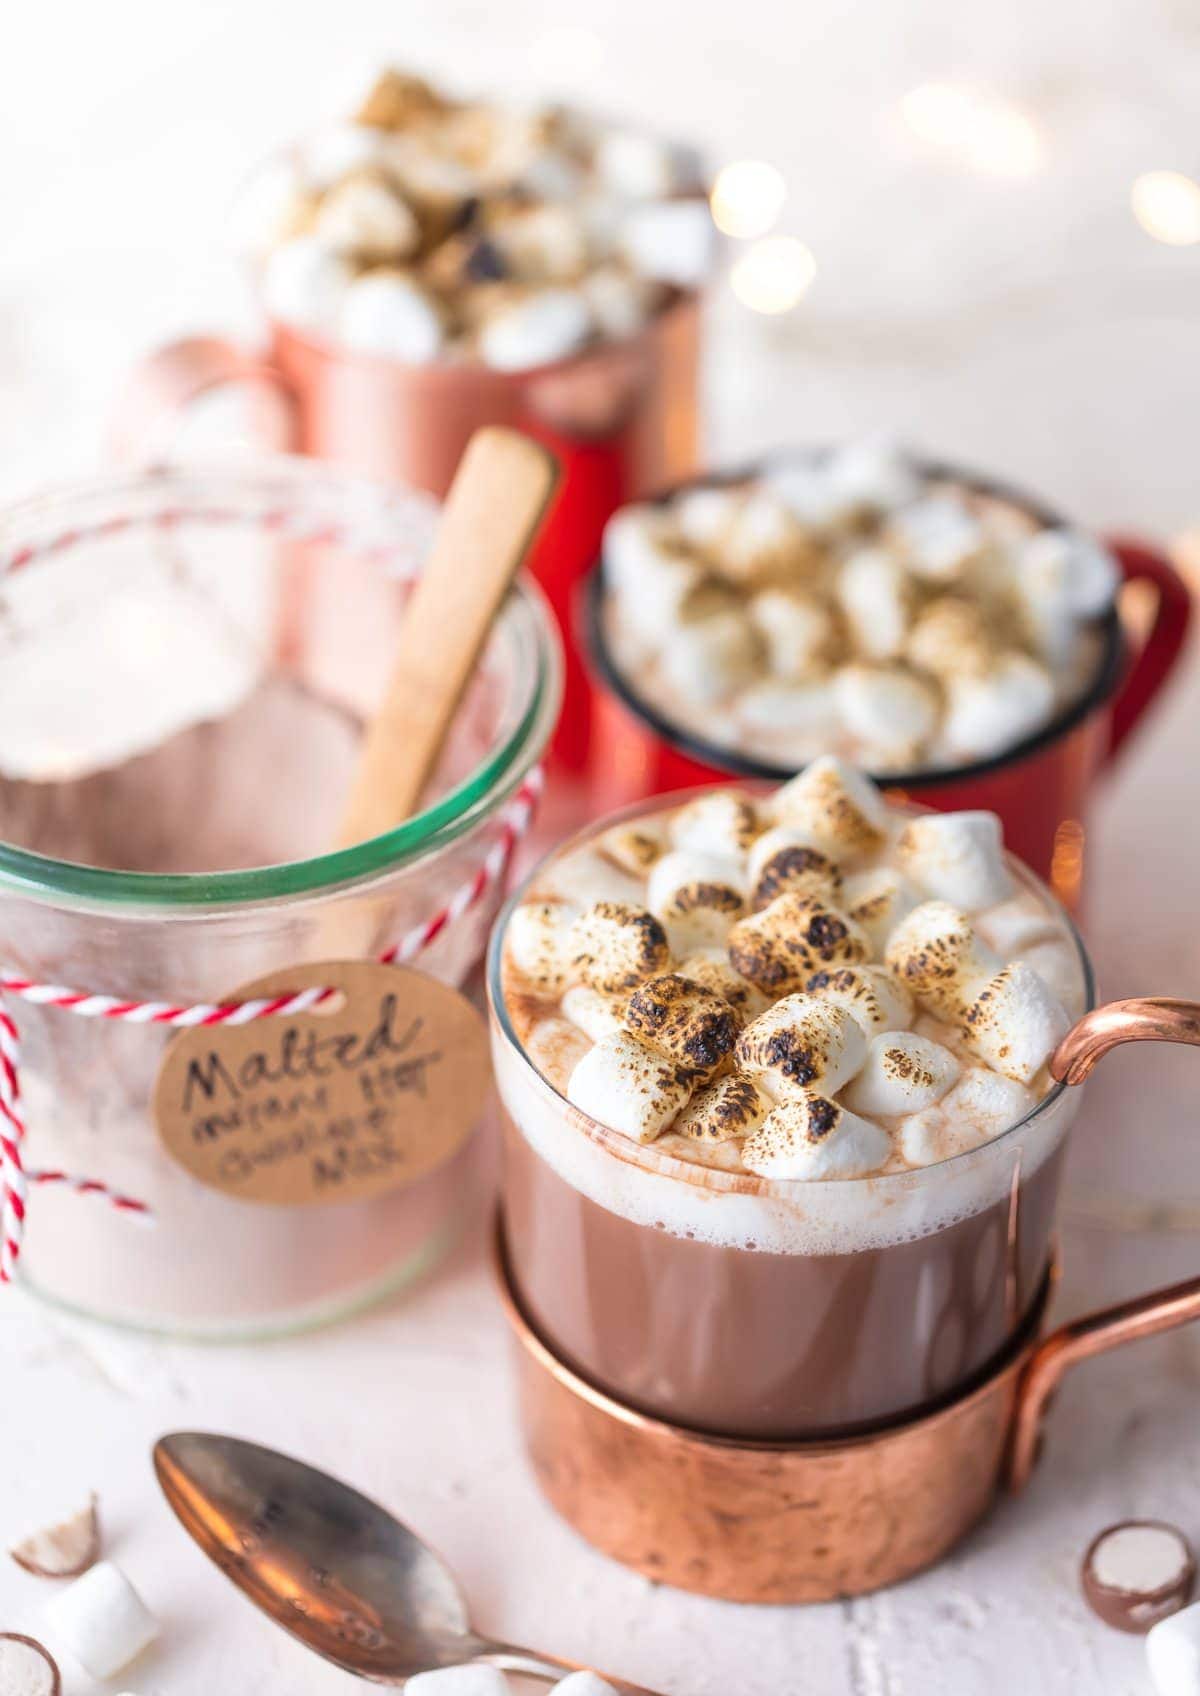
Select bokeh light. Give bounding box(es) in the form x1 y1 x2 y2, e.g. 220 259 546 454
1131 171 1200 245
730 237 816 314
901 82 1043 177
710 160 788 240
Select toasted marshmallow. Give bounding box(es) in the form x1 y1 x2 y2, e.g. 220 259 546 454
742 1093 891 1179
659 610 761 705
888 495 986 581
314 173 420 260
669 791 760 858
941 653 1056 760
647 850 746 950
843 1030 960 1118
1020 937 1085 1014
603 507 705 628
673 1073 770 1143
262 237 353 334
340 273 445 360
536 847 643 909
580 266 661 339
763 458 846 528
229 158 314 256
478 288 592 370
620 198 714 287
768 755 890 858
906 595 994 680
44 1561 159 1679
729 894 871 996
884 900 1001 1020
805 964 914 1038
974 894 1061 959
748 588 835 680
566 1030 692 1142
735 994 867 1098
960 960 1071 1083
1020 528 1118 620
596 129 686 200
841 866 920 953
497 204 589 282
569 901 671 994
676 950 771 1022
833 664 939 767
561 984 628 1043
507 899 580 995
825 437 920 516
748 830 843 910
302 122 394 188
595 817 668 876
836 546 911 660
717 490 813 585
673 484 744 552
895 812 1013 912
897 1067 1036 1166
623 972 740 1077
735 681 840 740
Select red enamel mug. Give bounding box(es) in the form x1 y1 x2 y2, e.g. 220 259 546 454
583 459 1192 905
114 298 703 778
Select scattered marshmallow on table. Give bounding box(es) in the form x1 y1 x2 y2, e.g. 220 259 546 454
1148 1601 1200 1696
550 1675 620 1696
405 1668 512 1696
43 1561 158 1680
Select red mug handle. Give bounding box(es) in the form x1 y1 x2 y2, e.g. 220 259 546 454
1104 537 1192 764
110 336 297 465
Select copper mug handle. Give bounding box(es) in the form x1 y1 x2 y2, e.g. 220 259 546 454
1008 997 1200 1490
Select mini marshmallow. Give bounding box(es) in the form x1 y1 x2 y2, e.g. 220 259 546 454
302 122 394 188
748 831 843 910
729 894 871 996
742 1093 891 1180
884 900 1001 1021
507 899 580 995
567 1030 693 1142
261 237 353 335
603 507 705 628
659 610 761 705
841 866 920 954
314 173 420 260
44 1561 158 1680
960 960 1071 1083
672 484 744 552
551 1674 620 1696
623 973 741 1077
594 818 667 876
1147 1601 1200 1696
647 850 746 950
843 1030 960 1118
673 1073 770 1142
897 1067 1038 1166
941 653 1056 761
580 266 660 339
228 158 314 256
805 963 914 1038
764 458 845 528
836 547 911 661
748 588 835 680
562 984 628 1043
596 129 686 200
669 791 760 858
825 437 921 516
1020 528 1118 620
735 994 867 1098
974 895 1062 959
569 901 671 994
833 664 939 768
718 491 813 585
340 273 445 361
906 595 994 680
478 288 592 370
496 204 589 283
406 1668 512 1696
888 495 986 581
735 681 839 740
620 198 714 287
767 755 891 860
537 848 644 909
676 951 771 1022
895 812 1014 912
1021 937 1085 1013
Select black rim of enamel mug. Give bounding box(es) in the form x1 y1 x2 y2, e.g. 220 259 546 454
581 452 1127 791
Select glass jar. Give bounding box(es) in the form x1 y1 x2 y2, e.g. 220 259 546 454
0 459 560 1335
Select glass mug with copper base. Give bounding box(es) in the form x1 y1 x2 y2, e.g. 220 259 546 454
584 458 1191 901
487 790 1200 1603
117 300 699 779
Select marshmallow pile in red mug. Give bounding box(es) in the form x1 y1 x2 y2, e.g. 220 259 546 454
504 757 1085 1180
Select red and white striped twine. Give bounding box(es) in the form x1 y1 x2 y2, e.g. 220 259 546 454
0 768 542 1283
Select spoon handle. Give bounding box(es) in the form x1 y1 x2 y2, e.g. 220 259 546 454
479 1640 669 1695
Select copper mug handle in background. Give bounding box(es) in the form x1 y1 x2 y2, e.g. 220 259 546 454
1008 997 1200 1490
109 336 298 464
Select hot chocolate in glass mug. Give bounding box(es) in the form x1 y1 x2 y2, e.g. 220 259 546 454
584 444 1192 895
116 68 712 775
488 757 1200 1601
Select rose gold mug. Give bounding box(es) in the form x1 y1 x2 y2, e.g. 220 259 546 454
116 299 702 778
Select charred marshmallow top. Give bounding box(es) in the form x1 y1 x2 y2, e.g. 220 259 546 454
601 444 1117 774
501 758 1085 1182
240 66 713 370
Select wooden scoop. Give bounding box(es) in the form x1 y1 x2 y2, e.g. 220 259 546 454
336 428 558 849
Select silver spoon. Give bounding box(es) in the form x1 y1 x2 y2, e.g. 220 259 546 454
153 1433 666 1693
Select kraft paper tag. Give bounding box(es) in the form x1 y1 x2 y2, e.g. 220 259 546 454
154 961 490 1207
